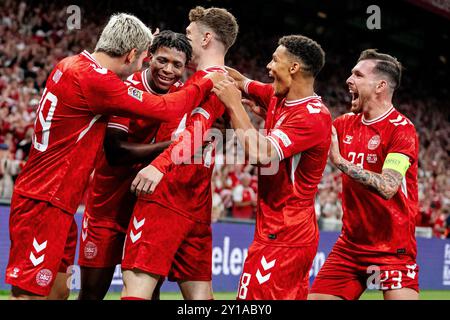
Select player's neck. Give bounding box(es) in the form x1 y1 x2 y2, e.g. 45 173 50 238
286 79 315 101
363 99 393 120
195 50 225 71
91 52 121 74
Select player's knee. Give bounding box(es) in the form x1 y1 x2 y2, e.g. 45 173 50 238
307 293 342 300
11 286 46 300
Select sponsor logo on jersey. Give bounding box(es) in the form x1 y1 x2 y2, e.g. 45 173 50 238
343 135 353 144
36 269 53 287
271 129 292 147
368 135 381 150
367 153 378 163
84 241 98 259
128 86 143 102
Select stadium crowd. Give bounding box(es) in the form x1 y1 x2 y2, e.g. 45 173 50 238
0 1 448 236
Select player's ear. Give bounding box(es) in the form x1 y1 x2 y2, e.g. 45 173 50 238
202 32 213 47
125 48 138 64
375 79 388 93
289 62 301 75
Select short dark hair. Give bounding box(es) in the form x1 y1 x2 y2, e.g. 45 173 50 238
150 30 192 64
358 49 402 90
278 35 325 77
189 6 239 52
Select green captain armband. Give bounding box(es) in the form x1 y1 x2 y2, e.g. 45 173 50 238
382 153 410 176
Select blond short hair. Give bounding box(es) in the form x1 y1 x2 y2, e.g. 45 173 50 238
95 13 153 57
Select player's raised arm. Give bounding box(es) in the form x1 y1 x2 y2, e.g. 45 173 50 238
225 66 272 111
84 71 225 123
131 98 224 195
214 80 278 165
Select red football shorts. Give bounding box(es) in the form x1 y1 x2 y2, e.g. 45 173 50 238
310 239 419 300
236 241 317 300
78 210 129 268
121 200 212 282
6 193 77 296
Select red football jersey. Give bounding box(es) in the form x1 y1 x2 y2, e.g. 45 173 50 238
333 106 419 260
84 69 183 223
143 66 227 224
13 50 213 214
244 80 332 247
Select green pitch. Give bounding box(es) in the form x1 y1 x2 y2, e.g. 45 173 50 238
1 290 450 300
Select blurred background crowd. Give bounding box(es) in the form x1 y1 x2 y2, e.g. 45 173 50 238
1 0 448 237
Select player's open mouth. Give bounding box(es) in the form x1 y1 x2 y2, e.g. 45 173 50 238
349 88 359 102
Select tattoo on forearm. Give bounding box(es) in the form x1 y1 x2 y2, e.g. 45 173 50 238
337 161 403 199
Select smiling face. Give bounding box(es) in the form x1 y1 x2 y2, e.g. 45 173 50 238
346 59 380 113
266 45 294 97
148 46 187 93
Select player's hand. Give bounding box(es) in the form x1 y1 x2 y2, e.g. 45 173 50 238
131 165 164 196
212 79 242 110
243 98 266 119
204 72 227 86
224 66 248 91
329 125 343 166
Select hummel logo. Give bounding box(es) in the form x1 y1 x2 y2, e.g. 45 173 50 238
256 256 276 284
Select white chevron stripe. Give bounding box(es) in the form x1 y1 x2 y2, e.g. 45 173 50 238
256 269 271 284
261 256 276 271
81 229 88 241
33 238 47 253
130 230 142 243
133 217 145 230
30 252 45 267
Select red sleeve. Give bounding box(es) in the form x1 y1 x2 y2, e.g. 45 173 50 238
267 110 332 160
80 69 213 122
151 95 225 174
387 121 418 164
243 80 274 109
107 116 130 133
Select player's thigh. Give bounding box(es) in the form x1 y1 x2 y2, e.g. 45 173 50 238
178 280 213 300
236 242 316 300
310 245 365 300
170 222 212 284
121 269 160 299
122 201 192 277
6 195 75 297
78 212 127 268
373 263 419 299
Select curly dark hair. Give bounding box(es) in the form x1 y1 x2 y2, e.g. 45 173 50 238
278 35 325 77
358 49 402 90
149 30 192 64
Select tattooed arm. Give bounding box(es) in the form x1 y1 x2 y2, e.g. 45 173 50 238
329 126 404 200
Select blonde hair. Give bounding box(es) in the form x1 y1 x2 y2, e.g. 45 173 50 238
95 13 153 57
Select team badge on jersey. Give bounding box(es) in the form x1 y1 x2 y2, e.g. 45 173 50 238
128 86 143 102
368 135 381 150
36 269 53 287
84 241 98 259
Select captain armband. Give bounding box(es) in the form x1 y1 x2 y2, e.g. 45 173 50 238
382 153 410 177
